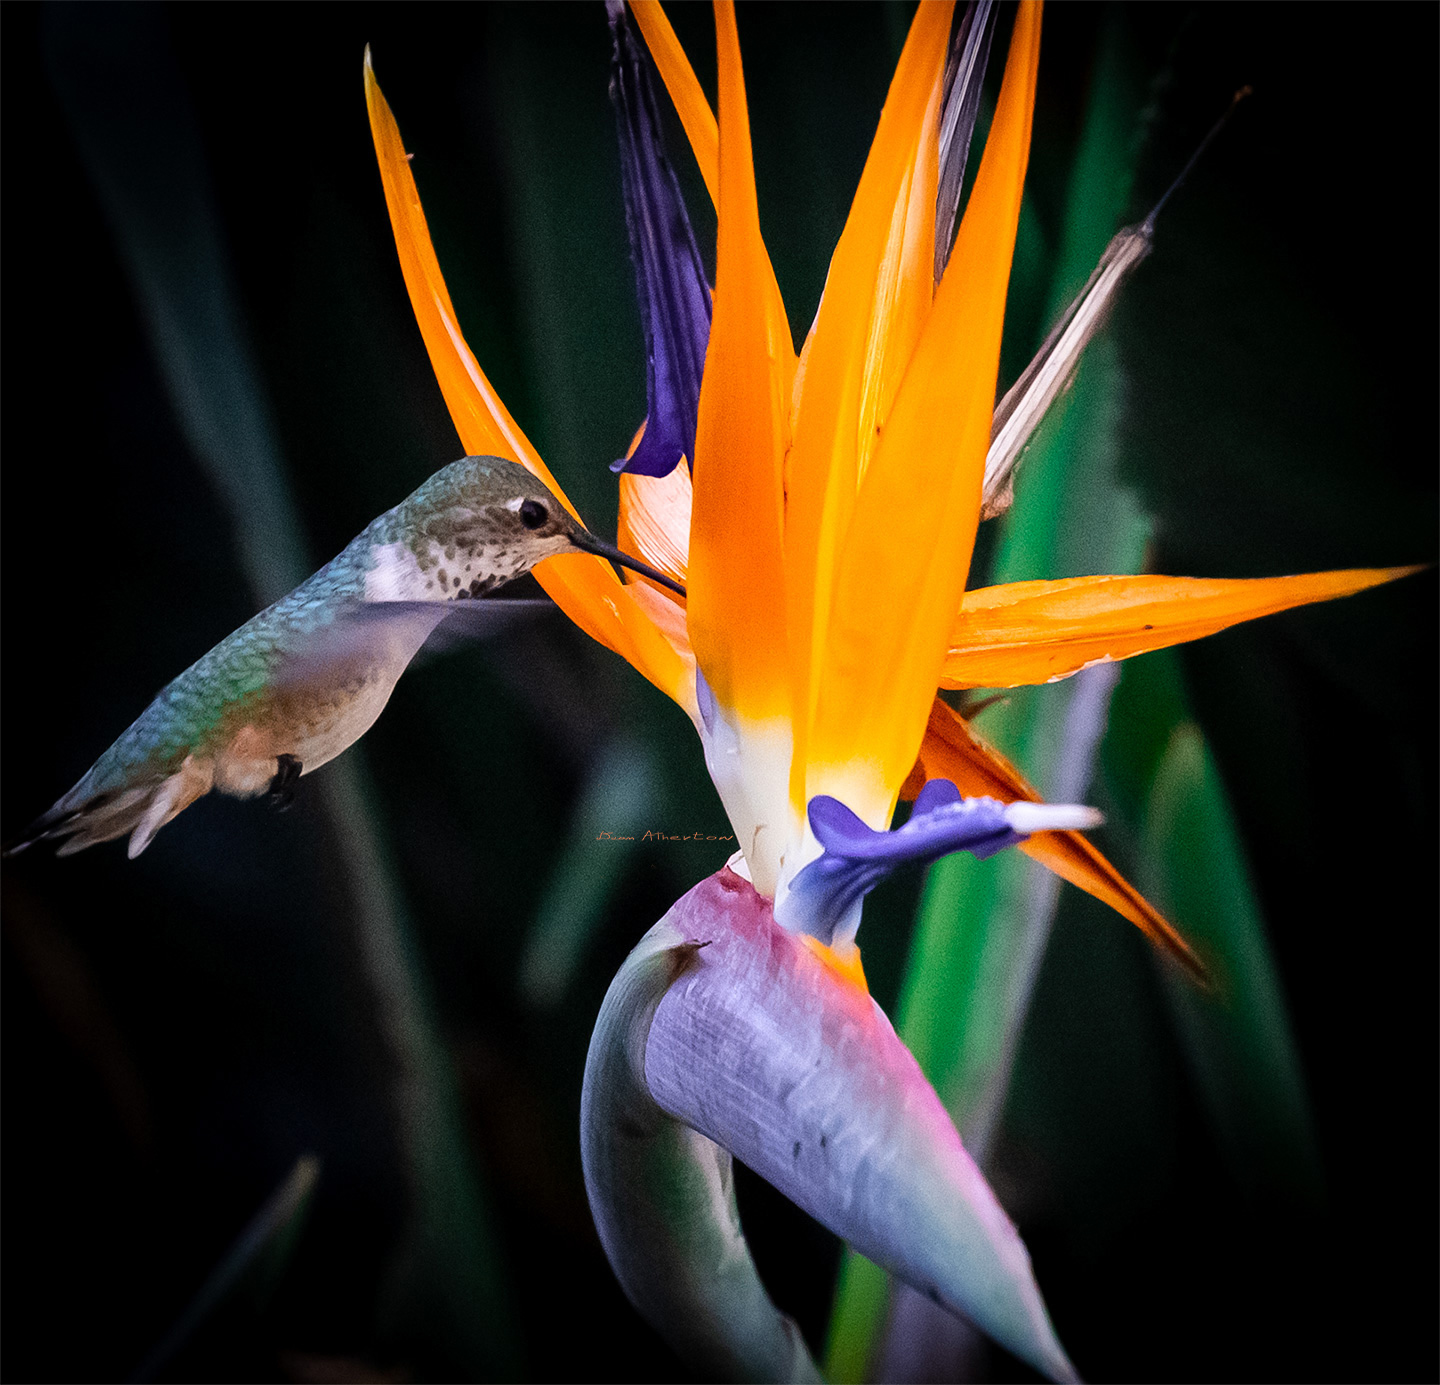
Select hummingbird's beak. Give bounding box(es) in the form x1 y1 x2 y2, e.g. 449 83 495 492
569 528 687 600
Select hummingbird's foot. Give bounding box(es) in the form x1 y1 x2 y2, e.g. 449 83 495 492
268 754 303 812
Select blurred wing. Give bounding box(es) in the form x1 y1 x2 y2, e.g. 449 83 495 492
413 596 557 660
273 597 556 688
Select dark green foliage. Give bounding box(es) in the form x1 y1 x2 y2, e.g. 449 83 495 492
2 5 1434 1382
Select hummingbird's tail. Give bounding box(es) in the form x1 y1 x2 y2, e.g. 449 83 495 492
4 760 211 860
4 788 137 858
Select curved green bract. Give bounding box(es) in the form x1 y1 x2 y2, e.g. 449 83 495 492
594 870 1076 1382
580 913 821 1384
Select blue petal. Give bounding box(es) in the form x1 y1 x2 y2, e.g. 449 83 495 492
607 1 712 478
808 790 1020 864
782 782 1102 946
912 776 963 816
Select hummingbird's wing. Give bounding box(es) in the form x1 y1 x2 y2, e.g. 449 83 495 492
419 595 557 658
271 596 556 685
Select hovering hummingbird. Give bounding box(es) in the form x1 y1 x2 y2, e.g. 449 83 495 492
6 455 685 860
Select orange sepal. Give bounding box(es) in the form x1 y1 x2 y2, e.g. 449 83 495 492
913 696 1209 986
365 50 537 471
365 50 690 704
941 567 1425 690
784 0 952 813
629 0 718 207
807 3 1042 820
687 1 791 720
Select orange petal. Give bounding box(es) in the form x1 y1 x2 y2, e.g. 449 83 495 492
618 462 692 597
619 576 697 707
913 696 1208 985
941 567 1425 689
629 0 718 207
807 3 1042 824
688 1 791 722
365 50 690 705
365 50 536 467
784 0 952 815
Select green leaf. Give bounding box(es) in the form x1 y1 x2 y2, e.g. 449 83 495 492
132 1156 322 1381
823 1253 888 1385
1141 720 1322 1202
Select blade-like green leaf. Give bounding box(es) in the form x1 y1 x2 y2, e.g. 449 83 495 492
131 1156 322 1382
1141 719 1322 1202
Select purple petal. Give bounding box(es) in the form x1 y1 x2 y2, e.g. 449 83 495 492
806 794 875 853
607 1 711 478
809 788 1020 863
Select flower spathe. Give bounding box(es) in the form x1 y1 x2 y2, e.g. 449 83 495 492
367 5 1416 982
583 865 1079 1382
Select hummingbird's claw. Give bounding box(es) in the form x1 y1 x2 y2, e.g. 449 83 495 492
267 755 303 812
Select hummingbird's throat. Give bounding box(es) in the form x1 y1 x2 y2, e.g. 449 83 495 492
362 536 559 604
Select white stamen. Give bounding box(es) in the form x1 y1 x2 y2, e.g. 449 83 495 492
1004 802 1104 835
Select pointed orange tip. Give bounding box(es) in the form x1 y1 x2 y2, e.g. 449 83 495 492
913 696 1211 987
943 566 1427 690
1019 830 1212 989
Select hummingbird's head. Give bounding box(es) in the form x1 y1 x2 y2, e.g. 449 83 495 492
442 456 686 597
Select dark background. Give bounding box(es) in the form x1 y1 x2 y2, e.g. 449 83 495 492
3 4 1435 1381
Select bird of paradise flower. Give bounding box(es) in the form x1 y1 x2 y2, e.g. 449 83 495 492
365 0 1407 982
364 0 1417 1377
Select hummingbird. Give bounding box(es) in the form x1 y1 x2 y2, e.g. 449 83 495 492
6 455 686 860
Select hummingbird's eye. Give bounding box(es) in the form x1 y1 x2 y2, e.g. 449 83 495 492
519 499 548 530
